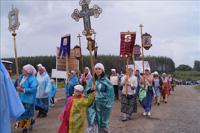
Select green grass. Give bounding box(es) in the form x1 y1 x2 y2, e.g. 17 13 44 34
174 71 200 80
194 85 200 91
57 82 65 89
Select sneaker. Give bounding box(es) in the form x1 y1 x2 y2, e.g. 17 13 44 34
121 117 127 122
147 112 151 116
143 112 147 116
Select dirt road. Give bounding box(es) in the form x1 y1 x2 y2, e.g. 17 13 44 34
13 85 200 133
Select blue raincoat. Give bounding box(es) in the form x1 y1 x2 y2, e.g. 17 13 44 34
35 72 51 113
49 83 57 98
86 76 115 129
0 62 25 133
16 74 38 120
65 75 79 97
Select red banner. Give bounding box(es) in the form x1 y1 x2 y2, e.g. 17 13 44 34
120 32 136 57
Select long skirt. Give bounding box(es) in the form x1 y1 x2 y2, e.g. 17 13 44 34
121 94 137 115
35 98 49 113
16 103 34 129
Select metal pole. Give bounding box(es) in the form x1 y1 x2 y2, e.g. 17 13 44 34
12 31 19 80
139 24 144 73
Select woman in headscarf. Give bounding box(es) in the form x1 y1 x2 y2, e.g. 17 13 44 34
140 68 154 116
79 67 92 87
161 73 170 103
152 71 162 106
110 69 119 100
87 63 115 133
120 66 138 121
35 65 51 118
65 70 79 102
15 64 38 133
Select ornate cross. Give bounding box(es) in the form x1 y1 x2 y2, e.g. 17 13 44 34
71 0 102 36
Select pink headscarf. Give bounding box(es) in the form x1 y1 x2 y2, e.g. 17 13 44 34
23 64 36 75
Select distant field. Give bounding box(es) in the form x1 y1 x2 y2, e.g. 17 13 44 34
174 71 200 80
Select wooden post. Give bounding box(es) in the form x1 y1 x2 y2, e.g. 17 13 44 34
12 31 19 81
77 34 84 73
86 35 96 87
132 46 136 70
139 24 145 73
66 54 69 73
125 57 129 96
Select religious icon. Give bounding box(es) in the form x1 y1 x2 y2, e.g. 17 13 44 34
124 34 132 42
58 35 71 59
63 38 68 46
134 45 141 57
142 33 152 50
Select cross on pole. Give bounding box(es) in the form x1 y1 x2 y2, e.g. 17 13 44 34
71 0 102 87
71 0 102 36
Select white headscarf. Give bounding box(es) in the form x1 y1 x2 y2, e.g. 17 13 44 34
94 63 105 72
23 64 36 75
74 85 84 92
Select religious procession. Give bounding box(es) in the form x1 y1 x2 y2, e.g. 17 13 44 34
1 0 200 133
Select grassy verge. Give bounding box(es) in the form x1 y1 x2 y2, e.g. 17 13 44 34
194 85 200 91
57 82 65 89
174 71 200 80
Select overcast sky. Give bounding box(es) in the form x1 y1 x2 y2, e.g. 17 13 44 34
1 0 200 67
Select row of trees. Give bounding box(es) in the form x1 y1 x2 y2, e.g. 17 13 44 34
175 60 200 71
4 55 175 75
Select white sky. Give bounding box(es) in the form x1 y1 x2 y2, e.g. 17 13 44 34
1 0 200 67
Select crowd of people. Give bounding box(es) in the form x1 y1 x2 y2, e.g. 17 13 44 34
0 60 175 133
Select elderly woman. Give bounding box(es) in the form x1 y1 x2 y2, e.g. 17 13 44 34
35 65 51 118
15 64 38 133
87 63 115 133
120 66 138 121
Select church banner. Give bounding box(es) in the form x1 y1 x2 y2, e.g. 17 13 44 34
58 34 71 59
56 47 79 72
120 32 136 57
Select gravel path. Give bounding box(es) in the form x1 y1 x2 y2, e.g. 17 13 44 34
13 86 200 133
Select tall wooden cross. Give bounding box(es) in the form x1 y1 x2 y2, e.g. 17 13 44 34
71 0 102 87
